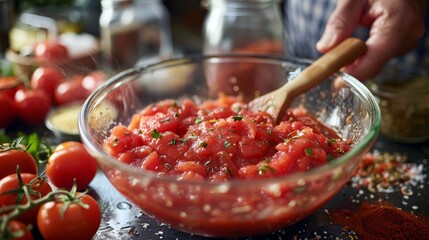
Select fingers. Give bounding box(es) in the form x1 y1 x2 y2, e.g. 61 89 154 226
318 0 426 81
316 0 366 52
343 0 425 81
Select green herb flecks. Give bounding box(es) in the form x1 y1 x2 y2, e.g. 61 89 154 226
232 116 243 121
151 129 162 139
258 164 275 175
304 148 313 156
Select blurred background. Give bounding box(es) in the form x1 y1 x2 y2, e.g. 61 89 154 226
2 0 207 56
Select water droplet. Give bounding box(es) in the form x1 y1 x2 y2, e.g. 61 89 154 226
116 201 132 210
98 224 114 233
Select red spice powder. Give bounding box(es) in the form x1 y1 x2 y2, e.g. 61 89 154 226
330 202 429 240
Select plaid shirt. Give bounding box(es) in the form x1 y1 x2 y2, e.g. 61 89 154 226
284 0 429 67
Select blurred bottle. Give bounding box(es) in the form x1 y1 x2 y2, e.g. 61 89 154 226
100 0 173 71
0 0 14 55
202 0 286 55
202 0 286 100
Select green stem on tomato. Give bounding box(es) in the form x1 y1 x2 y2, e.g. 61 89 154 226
0 182 85 240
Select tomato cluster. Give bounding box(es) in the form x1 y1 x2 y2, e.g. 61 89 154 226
0 67 106 129
0 140 100 240
1 39 107 129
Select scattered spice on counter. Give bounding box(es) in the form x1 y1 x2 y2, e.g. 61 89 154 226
350 151 427 193
330 202 429 240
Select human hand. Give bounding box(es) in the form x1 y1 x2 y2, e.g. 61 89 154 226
316 0 426 81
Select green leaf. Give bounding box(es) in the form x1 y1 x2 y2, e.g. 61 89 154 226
195 117 203 124
151 129 162 139
258 164 275 175
232 116 243 121
200 141 208 148
0 129 11 143
304 148 313 156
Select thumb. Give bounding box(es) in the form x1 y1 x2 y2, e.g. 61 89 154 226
316 0 366 52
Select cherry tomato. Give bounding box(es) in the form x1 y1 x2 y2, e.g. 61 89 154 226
34 40 69 63
6 220 34 240
30 66 65 101
46 141 98 190
0 93 17 128
14 88 51 126
37 193 101 240
54 141 83 152
54 78 88 105
0 173 52 225
0 149 38 180
81 70 107 93
0 76 22 98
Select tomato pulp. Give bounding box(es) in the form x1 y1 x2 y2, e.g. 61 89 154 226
105 95 351 181
103 95 353 237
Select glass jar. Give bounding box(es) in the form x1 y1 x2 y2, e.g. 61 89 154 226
202 0 286 55
99 0 173 71
368 64 429 143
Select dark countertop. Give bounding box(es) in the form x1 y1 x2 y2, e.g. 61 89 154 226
89 135 429 240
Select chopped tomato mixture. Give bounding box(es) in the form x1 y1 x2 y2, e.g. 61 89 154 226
104 95 352 182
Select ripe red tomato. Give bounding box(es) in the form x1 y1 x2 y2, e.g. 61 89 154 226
6 220 34 240
0 76 22 98
0 93 17 128
37 193 101 240
46 141 98 190
0 149 38 180
54 141 83 152
81 70 107 93
14 88 51 126
0 173 52 225
30 66 65 101
34 40 69 63
54 78 89 105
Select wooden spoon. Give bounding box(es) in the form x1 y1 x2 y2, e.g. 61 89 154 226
249 37 367 123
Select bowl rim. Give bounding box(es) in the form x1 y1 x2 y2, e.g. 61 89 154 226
79 54 381 186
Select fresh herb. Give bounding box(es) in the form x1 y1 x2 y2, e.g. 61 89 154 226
267 129 273 135
151 129 162 139
327 138 337 146
258 164 275 175
304 148 313 156
224 140 230 148
232 116 243 121
161 118 171 123
285 135 300 142
180 136 197 145
168 138 177 145
200 141 208 148
195 118 203 124
172 101 178 108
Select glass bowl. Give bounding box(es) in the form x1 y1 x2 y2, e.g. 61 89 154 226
79 55 380 238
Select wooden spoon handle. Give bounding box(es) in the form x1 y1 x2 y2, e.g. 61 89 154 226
284 38 367 98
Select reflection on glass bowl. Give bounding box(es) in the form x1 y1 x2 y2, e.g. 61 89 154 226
79 55 380 238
